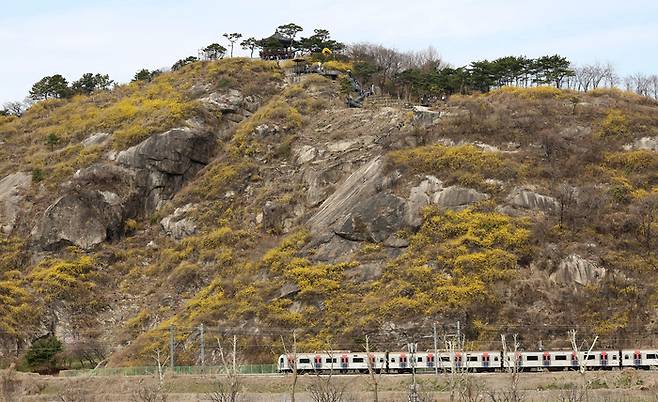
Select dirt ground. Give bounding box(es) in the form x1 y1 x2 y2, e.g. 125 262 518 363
3 369 658 401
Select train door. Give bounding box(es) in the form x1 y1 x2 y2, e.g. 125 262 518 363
400 353 408 370
601 351 608 368
455 352 462 369
634 350 641 367
340 354 349 371
571 352 578 368
314 354 322 371
427 353 435 369
483 352 490 369
543 352 550 369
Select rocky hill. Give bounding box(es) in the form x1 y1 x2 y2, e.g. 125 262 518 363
0 58 657 367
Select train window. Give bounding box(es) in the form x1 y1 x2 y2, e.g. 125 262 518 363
391 358 396 363
467 356 478 362
625 355 629 359
441 357 450 362
587 355 596 360
325 358 337 363
280 357 284 363
299 358 310 364
647 354 657 360
612 355 617 360
555 355 567 361
526 356 539 361
379 358 384 362
352 357 364 363
417 357 423 362
494 357 499 361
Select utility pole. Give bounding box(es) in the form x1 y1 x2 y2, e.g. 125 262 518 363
433 322 438 377
169 325 175 371
199 323 205 369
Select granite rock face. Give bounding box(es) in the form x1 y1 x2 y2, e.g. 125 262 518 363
549 254 606 288
507 188 559 213
32 190 125 250
33 126 216 251
160 204 198 240
116 127 214 211
0 172 32 234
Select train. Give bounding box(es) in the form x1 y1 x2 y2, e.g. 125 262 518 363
277 349 658 374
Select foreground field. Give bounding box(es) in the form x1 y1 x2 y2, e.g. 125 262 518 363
4 369 658 401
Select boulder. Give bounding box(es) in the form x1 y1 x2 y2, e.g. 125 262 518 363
334 193 407 242
294 145 317 165
507 188 559 213
0 172 32 234
431 186 489 209
549 254 605 288
412 106 441 127
32 190 125 250
81 132 111 147
160 204 198 239
327 139 360 153
406 176 443 227
623 137 658 151
116 127 213 210
200 89 244 113
262 201 288 232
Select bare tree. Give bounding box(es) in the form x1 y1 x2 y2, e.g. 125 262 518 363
649 75 658 99
57 388 87 402
365 335 382 402
626 73 652 97
0 365 18 402
307 369 345 402
569 329 598 402
207 335 242 402
556 183 578 231
281 331 298 402
602 63 619 88
488 334 524 402
1 101 26 117
132 348 169 402
132 378 168 402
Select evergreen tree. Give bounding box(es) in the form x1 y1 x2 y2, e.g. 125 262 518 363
223 32 243 57
71 73 113 94
240 37 258 58
202 43 227 60
171 56 199 71
29 75 70 100
25 335 63 371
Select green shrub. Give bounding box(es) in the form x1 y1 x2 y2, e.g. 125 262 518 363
24 335 63 372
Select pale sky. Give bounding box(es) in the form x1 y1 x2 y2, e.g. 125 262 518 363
2 0 658 104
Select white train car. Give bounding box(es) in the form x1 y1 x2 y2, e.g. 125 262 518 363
430 351 501 372
504 350 620 371
621 349 658 369
278 351 388 373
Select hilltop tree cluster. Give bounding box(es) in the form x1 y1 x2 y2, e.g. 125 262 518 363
5 22 658 116
346 43 658 101
27 73 114 101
